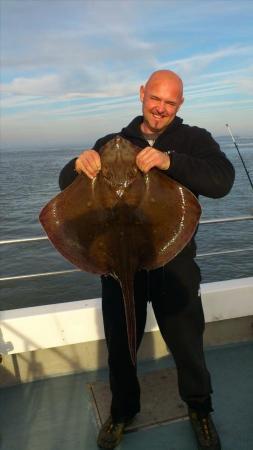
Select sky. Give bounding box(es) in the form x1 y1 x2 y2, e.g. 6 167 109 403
1 0 253 149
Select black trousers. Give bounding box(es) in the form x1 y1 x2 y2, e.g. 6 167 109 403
101 254 213 421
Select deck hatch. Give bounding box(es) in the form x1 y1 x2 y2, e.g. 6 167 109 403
89 367 188 431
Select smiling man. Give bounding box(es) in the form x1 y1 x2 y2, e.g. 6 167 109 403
136 70 184 174
140 70 184 133
59 70 235 450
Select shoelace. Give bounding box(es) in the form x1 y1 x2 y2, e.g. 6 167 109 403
201 418 211 440
200 417 217 442
107 421 123 434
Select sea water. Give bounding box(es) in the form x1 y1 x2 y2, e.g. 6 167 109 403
0 137 252 310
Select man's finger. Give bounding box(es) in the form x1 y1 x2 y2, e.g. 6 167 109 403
76 150 101 178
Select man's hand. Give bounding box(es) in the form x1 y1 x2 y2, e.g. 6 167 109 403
75 149 101 179
136 147 170 173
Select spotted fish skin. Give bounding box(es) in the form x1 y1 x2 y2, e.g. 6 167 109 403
39 136 201 365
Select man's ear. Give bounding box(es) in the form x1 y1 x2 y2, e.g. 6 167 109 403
176 96 184 112
139 85 145 102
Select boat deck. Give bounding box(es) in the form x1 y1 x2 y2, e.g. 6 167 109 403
1 341 253 450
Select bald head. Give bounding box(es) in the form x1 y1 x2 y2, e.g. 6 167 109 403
145 70 184 98
140 70 184 134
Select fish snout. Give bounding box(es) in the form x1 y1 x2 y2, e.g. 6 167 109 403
115 181 129 198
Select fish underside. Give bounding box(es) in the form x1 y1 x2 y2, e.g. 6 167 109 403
39 136 201 365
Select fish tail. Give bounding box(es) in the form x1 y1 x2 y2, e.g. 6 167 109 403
118 273 137 366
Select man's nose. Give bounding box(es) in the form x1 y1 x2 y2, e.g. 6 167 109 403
156 102 165 113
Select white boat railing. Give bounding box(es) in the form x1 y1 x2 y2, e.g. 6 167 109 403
0 214 252 358
0 246 253 282
0 215 253 246
1 277 253 355
0 215 252 282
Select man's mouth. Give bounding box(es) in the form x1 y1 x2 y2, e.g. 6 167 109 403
152 113 165 120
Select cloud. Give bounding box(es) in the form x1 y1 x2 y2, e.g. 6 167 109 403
0 72 141 105
182 98 253 111
158 46 253 79
234 67 253 95
1 0 253 145
1 74 63 96
1 1 157 75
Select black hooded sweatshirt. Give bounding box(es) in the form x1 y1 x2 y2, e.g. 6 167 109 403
59 116 235 259
59 115 235 200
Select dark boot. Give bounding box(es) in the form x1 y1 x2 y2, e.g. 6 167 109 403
188 408 221 449
97 415 134 449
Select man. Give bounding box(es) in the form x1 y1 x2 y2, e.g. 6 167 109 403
59 70 235 450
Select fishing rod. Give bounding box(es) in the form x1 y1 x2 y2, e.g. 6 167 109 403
226 123 253 191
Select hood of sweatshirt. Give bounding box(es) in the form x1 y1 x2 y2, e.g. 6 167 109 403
120 115 183 149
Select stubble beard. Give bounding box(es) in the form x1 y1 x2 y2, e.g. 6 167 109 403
143 115 170 134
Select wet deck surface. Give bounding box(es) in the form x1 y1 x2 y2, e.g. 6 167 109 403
0 341 253 450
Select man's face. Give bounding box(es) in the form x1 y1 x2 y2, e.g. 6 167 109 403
140 77 184 134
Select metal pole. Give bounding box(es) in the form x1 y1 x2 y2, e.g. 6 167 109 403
226 123 253 191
